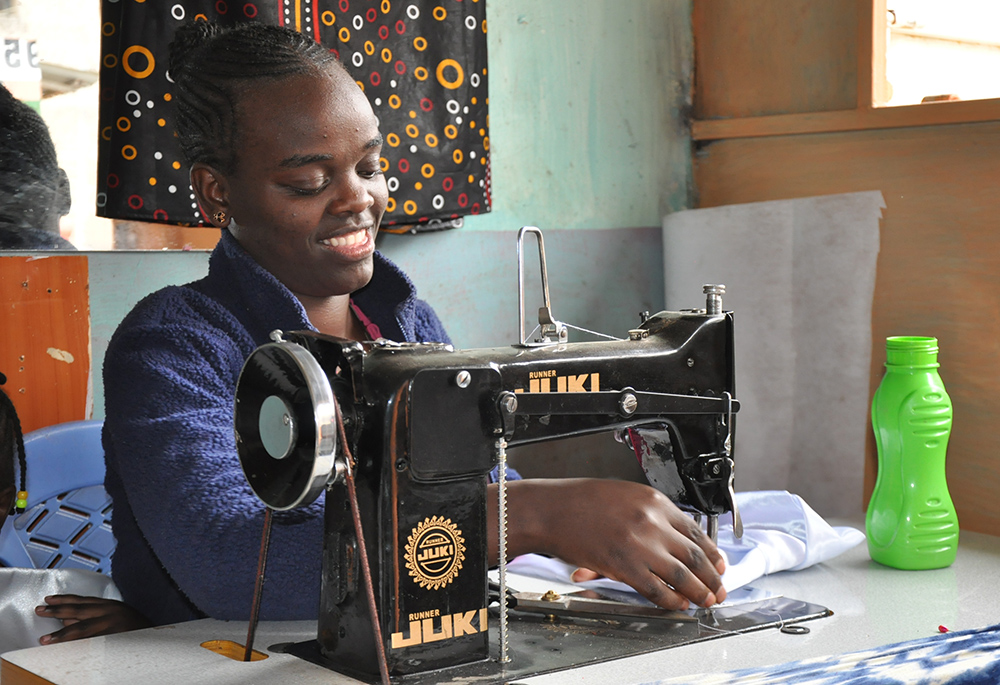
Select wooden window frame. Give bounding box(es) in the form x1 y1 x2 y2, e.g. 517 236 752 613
692 0 1000 141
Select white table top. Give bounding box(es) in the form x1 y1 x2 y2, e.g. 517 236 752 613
5 520 998 685
525 522 1000 684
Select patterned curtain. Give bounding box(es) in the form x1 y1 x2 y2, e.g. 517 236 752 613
97 0 490 232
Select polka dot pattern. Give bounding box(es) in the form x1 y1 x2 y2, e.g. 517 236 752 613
97 0 490 231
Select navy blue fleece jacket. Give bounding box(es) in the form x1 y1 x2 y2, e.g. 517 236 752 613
102 229 450 625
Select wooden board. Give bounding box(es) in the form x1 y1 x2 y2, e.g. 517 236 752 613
112 221 220 250
692 0 861 119
0 256 91 433
1 658 55 685
691 97 1000 141
694 120 1000 535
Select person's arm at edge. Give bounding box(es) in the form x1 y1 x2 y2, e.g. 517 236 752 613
35 595 151 644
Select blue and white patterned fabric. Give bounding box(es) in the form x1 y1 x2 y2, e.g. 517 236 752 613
651 623 1000 684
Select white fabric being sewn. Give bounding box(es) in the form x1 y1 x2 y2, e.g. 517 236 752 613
505 490 865 599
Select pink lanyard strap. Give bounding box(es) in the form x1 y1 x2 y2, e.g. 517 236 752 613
349 299 383 341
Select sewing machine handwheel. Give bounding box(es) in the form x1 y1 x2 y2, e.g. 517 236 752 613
235 340 338 510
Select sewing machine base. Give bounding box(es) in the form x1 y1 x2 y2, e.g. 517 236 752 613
280 596 832 683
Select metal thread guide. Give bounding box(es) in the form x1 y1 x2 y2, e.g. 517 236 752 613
517 226 567 346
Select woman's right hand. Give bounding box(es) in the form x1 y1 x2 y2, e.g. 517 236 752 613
488 478 726 611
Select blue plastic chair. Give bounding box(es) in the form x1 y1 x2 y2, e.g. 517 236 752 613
0 420 115 575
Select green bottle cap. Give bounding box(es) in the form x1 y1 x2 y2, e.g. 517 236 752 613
885 336 939 368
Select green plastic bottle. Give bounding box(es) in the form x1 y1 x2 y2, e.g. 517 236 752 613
866 336 959 569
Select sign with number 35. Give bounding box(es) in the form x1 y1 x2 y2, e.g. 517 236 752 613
1 38 41 82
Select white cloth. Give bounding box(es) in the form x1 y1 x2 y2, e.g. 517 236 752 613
0 567 121 654
715 490 866 590
506 490 865 599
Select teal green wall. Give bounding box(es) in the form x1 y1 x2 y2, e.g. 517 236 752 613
381 0 694 347
88 252 211 420
380 226 665 349
468 0 693 231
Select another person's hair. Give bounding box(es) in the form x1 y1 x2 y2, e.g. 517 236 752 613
0 85 74 249
168 20 346 174
0 378 28 513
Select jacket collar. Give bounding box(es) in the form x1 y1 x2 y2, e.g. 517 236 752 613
199 229 418 344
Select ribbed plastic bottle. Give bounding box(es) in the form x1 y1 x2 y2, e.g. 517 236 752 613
866 336 959 569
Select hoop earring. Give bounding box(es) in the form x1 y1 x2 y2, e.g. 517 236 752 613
213 210 227 225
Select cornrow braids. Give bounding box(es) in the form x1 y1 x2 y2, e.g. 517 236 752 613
0 383 27 514
0 84 71 238
0 84 59 186
168 20 345 175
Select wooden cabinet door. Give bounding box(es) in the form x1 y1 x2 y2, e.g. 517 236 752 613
1 256 90 433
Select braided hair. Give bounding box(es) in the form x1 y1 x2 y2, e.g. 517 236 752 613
0 375 28 515
0 84 73 247
168 20 346 175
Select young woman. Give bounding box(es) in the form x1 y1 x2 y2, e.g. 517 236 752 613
102 21 726 627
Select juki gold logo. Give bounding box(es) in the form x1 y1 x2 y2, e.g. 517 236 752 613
390 607 488 649
515 369 600 394
404 516 465 590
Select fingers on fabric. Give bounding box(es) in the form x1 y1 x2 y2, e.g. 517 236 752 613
39 617 114 644
573 483 725 610
570 567 602 583
508 479 727 610
36 597 151 644
601 537 718 611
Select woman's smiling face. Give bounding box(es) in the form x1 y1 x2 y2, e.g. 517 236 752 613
207 67 388 298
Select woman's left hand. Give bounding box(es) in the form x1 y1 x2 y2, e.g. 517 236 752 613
35 595 151 644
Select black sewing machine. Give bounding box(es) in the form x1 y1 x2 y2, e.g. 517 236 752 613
233 228 744 681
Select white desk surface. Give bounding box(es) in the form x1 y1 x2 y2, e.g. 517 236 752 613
4 521 998 685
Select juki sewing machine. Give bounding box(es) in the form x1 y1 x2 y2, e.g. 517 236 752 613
233 228 745 681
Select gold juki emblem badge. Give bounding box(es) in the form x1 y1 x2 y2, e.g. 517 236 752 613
404 516 466 590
